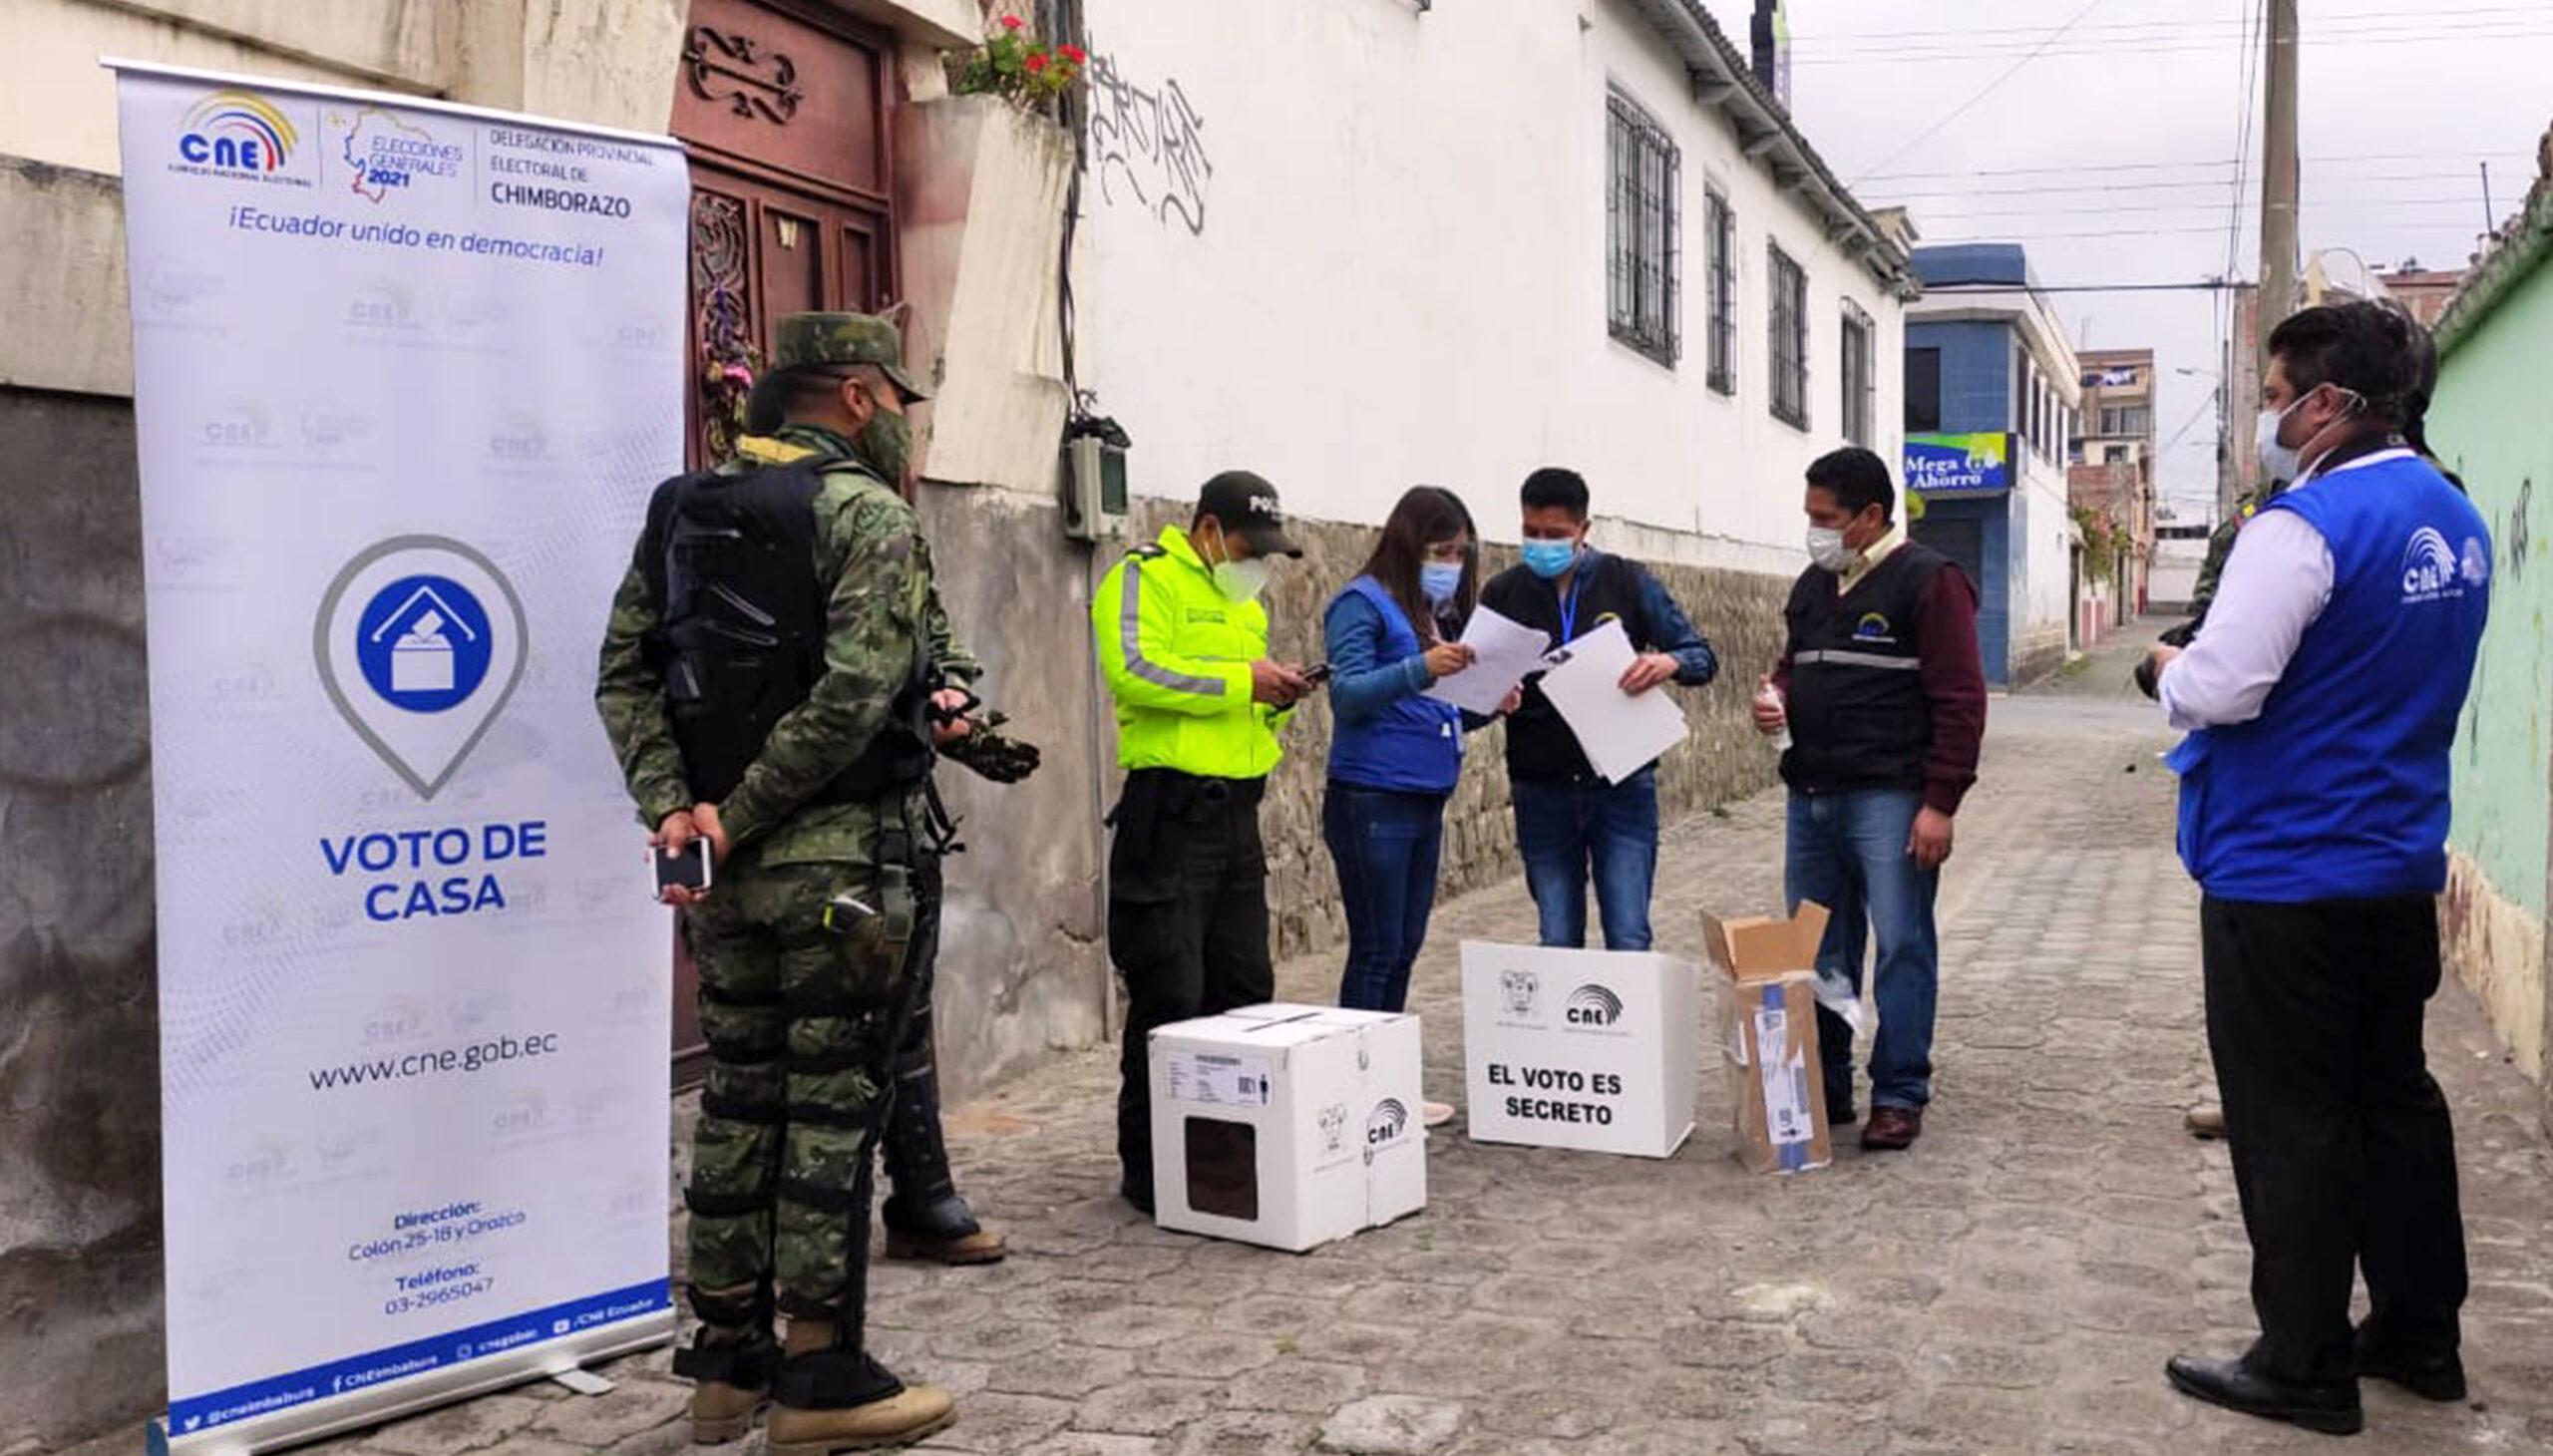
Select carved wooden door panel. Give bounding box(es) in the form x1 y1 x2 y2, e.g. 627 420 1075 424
669 0 900 1073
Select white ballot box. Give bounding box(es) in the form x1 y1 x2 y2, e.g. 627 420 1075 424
1148 1004 1426 1251
1460 941 1700 1159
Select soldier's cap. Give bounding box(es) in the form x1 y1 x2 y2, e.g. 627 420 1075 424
768 310 930 403
1196 470 1302 558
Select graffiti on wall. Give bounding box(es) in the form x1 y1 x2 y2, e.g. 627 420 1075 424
1085 52 1211 235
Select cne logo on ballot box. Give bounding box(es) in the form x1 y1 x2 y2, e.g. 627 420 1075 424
1460 941 1700 1159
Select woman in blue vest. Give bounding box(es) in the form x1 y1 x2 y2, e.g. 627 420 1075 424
1324 490 1509 1114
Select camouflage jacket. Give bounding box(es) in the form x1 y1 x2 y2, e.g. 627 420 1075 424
2186 490 2269 623
593 424 977 861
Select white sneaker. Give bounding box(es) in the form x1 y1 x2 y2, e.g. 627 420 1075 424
1421 1100 1456 1128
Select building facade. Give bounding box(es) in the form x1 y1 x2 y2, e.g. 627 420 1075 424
2071 346 2158 630
2434 128 2553 1130
1900 243 2079 686
6 1 1917 1446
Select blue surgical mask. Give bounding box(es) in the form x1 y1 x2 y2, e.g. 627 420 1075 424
1521 539 1579 579
1419 561 1464 604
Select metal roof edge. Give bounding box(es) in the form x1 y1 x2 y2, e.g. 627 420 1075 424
2434 149 2553 358
1625 0 1922 300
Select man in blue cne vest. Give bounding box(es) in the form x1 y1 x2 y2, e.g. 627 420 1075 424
2148 301 2491 1438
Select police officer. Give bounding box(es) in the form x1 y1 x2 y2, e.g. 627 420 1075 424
2151 301 2490 1437
1090 472 1309 1213
596 311 979 1452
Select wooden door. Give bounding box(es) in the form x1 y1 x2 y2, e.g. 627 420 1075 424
670 0 901 1073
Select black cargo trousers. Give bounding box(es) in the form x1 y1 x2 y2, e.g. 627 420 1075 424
1106 769 1276 1203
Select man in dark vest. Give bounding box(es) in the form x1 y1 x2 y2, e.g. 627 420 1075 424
595 311 988 1450
2149 301 2488 1437
1480 467 1719 951
1753 447 1986 1152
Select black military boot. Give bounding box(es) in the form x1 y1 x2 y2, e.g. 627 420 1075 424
879 1003 1006 1266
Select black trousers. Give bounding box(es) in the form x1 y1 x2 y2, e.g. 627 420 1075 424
1108 770 1275 1197
2201 895 2468 1383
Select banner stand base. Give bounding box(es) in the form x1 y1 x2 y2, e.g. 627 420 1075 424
149 1310 674 1456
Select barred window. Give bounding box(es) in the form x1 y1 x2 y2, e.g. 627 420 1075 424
1705 189 1735 394
1607 92 1679 368
1768 243 1808 429
1840 302 1874 446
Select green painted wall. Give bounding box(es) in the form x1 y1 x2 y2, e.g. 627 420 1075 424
2437 258 2553 922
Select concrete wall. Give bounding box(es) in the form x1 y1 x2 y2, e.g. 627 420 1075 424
0 390 163 1456
1076 0 1906 572
2435 252 2553 1086
2149 537 2205 611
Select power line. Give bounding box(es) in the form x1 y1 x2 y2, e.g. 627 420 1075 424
1794 28 2553 66
1788 3 2544 47
1869 172 2483 201
1924 279 2248 292
1862 151 2529 182
1791 13 2553 59
1912 195 2486 221
1848 0 2114 185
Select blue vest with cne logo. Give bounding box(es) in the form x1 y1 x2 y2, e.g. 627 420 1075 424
1328 575 1464 794
2172 450 2492 902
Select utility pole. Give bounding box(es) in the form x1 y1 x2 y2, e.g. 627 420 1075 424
2257 0 2300 383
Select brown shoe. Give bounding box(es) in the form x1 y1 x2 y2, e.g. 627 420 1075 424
1861 1105 1924 1151
765 1386 955 1454
690 1379 769 1446
2185 1104 2226 1140
883 1225 1007 1266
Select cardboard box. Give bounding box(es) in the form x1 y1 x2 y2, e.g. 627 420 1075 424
1459 941 1700 1159
1702 905 1835 1175
1147 1003 1425 1252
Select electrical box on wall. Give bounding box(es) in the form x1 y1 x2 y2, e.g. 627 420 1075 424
1063 417 1131 543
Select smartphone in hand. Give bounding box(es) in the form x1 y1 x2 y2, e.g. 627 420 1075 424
653 839 711 897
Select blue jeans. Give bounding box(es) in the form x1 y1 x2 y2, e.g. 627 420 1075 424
1322 783 1450 1013
1784 788 1940 1110
1511 769 1658 951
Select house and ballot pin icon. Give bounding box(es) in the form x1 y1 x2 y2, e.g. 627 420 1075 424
316 536 527 801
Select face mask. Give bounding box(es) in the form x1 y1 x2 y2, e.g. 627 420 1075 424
856 407 912 483
1212 556 1272 603
1419 561 1464 605
2255 400 2305 484
1806 526 1856 573
1521 539 1579 579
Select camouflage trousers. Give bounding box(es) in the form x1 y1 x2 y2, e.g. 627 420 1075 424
681 801 932 1338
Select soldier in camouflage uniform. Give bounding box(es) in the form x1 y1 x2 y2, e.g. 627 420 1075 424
594 311 971 1453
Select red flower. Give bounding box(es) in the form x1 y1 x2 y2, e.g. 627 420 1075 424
1024 51 1049 72
1001 14 1024 29
1060 43 1087 63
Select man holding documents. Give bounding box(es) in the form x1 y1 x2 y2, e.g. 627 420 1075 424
1754 447 1986 1152
1482 467 1719 952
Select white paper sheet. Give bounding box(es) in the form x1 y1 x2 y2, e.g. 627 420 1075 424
1537 618 1689 783
1421 604 1554 716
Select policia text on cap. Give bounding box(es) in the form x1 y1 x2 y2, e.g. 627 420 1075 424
1089 470 1312 1215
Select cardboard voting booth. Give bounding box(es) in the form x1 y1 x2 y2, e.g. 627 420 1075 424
1148 1004 1425 1252
1459 941 1700 1158
1702 905 1836 1175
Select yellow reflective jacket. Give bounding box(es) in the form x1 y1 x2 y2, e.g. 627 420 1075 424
1090 526 1288 778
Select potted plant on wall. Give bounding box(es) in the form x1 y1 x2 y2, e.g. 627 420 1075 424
948 14 1086 112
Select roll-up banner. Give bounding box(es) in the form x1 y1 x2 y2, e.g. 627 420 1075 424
109 60 687 1454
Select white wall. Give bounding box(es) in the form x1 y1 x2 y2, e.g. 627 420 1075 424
1078 0 1906 572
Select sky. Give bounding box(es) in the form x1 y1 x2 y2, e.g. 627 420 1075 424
1752 0 2553 523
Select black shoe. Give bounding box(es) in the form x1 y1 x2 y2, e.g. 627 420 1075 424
2355 1328 2467 1403
2165 1352 2364 1436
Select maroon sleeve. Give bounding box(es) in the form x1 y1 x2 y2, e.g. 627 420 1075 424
1916 565 1988 815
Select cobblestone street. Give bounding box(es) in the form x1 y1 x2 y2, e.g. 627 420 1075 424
292 626 2553 1456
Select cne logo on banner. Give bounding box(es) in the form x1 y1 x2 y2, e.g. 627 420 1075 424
174 90 311 187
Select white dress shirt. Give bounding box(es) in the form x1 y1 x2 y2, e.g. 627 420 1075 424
2157 448 2416 732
